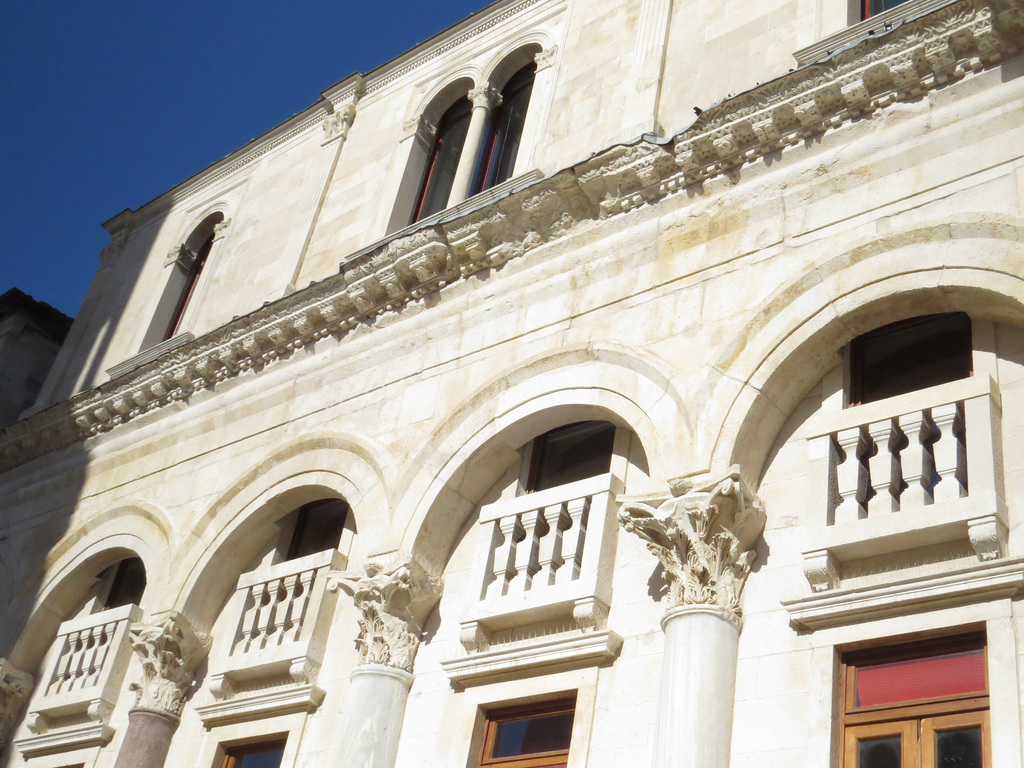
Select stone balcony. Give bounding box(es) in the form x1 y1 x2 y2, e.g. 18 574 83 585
800 375 1007 593
15 603 140 758
443 473 623 684
196 549 344 726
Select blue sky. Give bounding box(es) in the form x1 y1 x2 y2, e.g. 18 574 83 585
1 0 493 317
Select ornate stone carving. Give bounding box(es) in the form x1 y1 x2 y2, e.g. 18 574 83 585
1 0 1021 472
469 84 502 111
126 612 207 718
619 467 766 622
533 46 557 71
323 102 358 143
803 550 841 592
99 227 130 267
212 217 232 240
330 558 441 673
968 514 1007 561
0 659 33 746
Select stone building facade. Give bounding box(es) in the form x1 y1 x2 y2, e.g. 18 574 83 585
2 0 1024 766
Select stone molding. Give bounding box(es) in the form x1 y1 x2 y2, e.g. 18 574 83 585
0 0 1020 473
126 612 207 718
322 100 359 145
99 226 131 268
619 467 766 623
0 658 33 747
469 84 503 110
329 557 441 673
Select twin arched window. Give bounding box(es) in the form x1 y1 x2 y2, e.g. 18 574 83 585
412 62 537 223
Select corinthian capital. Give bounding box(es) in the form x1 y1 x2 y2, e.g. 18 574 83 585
330 556 441 673
469 84 502 111
127 612 207 718
0 658 33 747
619 466 766 623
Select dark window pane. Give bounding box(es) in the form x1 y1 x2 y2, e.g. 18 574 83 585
165 231 214 340
852 313 971 404
492 711 574 758
868 0 911 16
286 498 349 561
936 726 982 768
530 421 615 492
855 648 986 708
474 64 536 194
234 748 284 768
858 735 901 768
104 557 146 609
414 98 472 221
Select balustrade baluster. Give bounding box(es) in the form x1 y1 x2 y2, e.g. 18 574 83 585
486 516 522 599
266 576 292 647
255 580 280 651
286 570 316 643
50 633 76 695
833 427 869 522
86 623 113 688
867 419 899 514
70 628 98 692
897 410 929 508
535 504 563 587
556 495 590 585
929 402 967 503
510 510 545 593
240 583 267 654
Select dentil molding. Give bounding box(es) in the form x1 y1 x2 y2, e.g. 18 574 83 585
0 0 1021 473
619 467 766 623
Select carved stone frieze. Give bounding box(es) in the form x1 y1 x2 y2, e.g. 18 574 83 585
329 557 441 673
323 101 358 144
619 467 766 623
127 612 207 718
0 659 33 746
0 0 1020 473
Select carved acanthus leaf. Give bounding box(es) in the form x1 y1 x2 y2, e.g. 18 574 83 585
127 612 207 717
0 659 33 747
619 466 766 622
330 557 441 673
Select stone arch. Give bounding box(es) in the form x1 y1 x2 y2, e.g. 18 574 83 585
174 431 393 631
702 215 1024 484
413 73 478 130
482 40 547 90
382 343 690 573
3 501 172 670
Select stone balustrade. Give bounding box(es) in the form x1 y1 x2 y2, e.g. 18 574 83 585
801 376 1007 591
15 604 140 757
202 549 343 721
456 473 622 655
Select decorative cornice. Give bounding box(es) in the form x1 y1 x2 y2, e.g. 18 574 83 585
329 557 441 673
126 612 207 718
0 0 1019 473
619 467 766 623
0 658 33 748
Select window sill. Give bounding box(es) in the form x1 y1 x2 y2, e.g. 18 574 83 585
794 0 960 65
106 331 194 380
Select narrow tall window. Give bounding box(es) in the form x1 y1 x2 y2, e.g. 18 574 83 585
284 498 350 561
841 634 989 768
101 557 146 610
412 97 473 222
472 63 536 195
849 313 972 405
864 0 911 18
526 421 616 493
164 230 214 341
221 739 287 768
479 698 576 768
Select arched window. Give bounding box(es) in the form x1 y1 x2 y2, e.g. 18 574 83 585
525 420 617 493
282 497 351 561
472 63 537 196
163 230 214 341
412 97 473 222
100 556 147 609
139 212 223 350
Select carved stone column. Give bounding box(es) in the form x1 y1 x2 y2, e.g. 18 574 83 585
328 557 441 768
619 467 765 768
0 658 33 749
448 85 502 207
111 612 206 768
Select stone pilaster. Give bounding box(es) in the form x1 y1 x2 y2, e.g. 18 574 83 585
328 557 441 768
0 658 33 748
111 612 206 768
619 467 765 768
